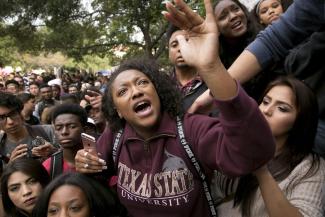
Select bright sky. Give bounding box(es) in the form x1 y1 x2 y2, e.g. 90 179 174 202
240 0 259 11
81 0 258 12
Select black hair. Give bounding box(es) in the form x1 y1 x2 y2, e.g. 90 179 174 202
234 76 320 216
1 158 50 217
5 79 20 88
51 103 88 126
166 23 181 44
68 83 79 90
60 94 79 104
102 57 183 132
29 82 39 87
39 84 51 90
252 0 293 28
32 173 127 217
261 76 319 161
214 0 259 68
16 93 35 104
0 92 24 112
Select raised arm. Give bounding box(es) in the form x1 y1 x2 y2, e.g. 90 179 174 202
230 0 325 83
188 0 325 113
228 50 262 83
164 0 275 176
164 0 237 100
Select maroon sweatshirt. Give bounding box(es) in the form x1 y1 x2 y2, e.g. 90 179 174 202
97 85 275 217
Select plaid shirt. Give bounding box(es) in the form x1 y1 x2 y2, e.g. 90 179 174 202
172 68 204 96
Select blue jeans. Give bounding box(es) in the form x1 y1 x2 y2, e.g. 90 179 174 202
313 119 325 158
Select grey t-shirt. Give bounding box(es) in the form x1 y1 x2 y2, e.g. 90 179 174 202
0 135 34 159
0 124 58 163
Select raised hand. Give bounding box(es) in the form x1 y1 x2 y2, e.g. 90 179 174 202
163 0 237 100
163 0 219 73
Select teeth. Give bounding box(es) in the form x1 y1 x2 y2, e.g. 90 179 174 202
137 102 146 107
134 101 150 112
232 21 241 28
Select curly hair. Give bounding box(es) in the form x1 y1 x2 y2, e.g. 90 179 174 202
102 57 183 132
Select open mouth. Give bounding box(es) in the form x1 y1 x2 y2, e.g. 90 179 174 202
133 101 152 115
231 21 242 29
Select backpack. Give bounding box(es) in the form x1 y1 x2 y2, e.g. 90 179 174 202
49 150 63 180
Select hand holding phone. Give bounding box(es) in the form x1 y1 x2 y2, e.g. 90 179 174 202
81 133 98 156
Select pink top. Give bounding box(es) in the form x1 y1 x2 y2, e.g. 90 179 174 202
42 157 76 174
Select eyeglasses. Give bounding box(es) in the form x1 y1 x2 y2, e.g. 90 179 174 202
0 110 21 123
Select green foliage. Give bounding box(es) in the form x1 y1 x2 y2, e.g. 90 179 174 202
0 36 24 67
0 0 205 66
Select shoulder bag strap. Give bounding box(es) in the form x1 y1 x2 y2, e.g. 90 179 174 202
112 129 124 168
111 120 217 217
176 116 217 217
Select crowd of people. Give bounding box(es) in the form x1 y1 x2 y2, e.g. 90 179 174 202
0 0 324 216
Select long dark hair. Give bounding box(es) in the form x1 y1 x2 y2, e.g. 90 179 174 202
32 173 127 217
1 158 50 217
214 0 259 68
234 76 320 216
102 57 183 132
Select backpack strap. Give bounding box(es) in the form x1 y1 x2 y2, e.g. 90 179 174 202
50 150 63 180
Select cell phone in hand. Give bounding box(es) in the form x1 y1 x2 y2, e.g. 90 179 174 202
27 136 46 158
32 136 46 147
86 90 100 97
81 133 98 156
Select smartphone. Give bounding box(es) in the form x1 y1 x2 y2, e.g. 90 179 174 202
86 90 100 97
81 133 98 156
